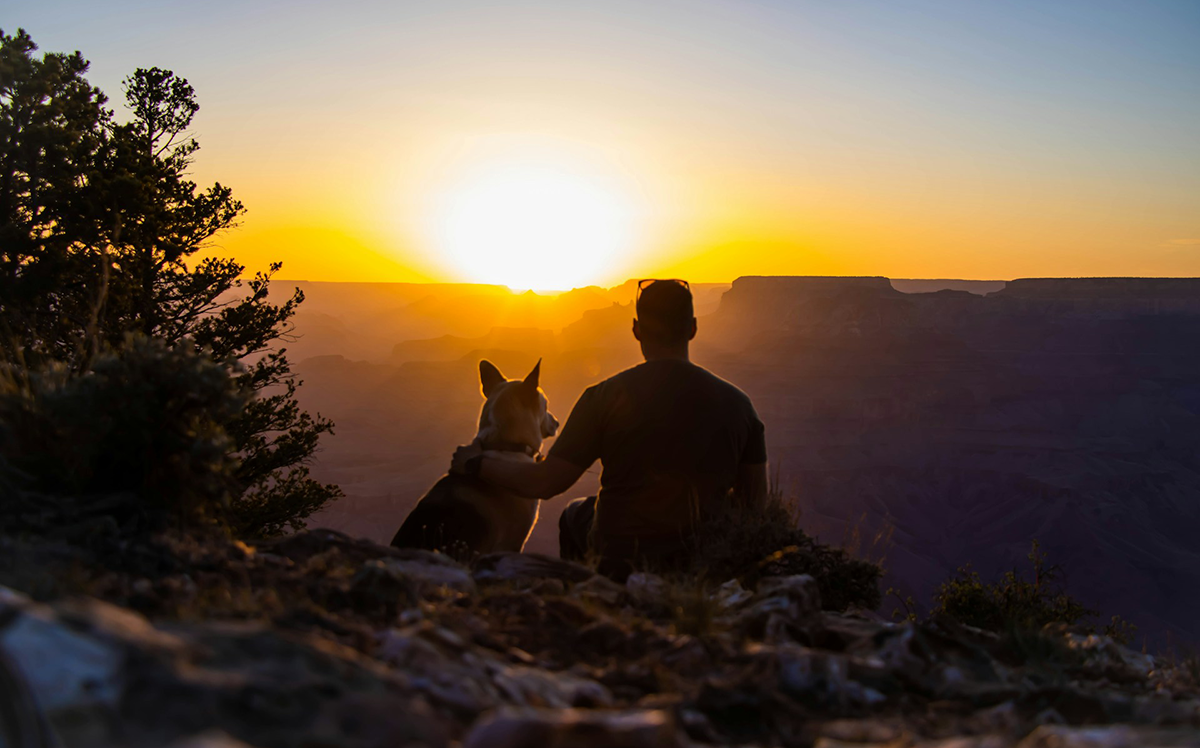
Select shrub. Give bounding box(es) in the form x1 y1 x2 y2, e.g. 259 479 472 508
931 540 1135 645
0 335 246 531
687 488 883 612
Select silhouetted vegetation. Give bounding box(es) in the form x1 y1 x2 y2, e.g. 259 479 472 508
0 29 340 536
0 336 244 531
689 489 884 612
931 540 1135 645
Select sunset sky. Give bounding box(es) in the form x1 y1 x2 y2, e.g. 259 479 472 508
12 1 1200 288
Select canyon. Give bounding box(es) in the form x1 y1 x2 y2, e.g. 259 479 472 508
279 276 1200 646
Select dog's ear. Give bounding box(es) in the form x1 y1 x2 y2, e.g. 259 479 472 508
479 360 506 397
523 359 541 390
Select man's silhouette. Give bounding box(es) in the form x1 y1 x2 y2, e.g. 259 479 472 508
451 279 767 579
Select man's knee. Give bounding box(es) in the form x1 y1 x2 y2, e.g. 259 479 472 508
559 496 596 561
560 495 595 526
558 499 576 530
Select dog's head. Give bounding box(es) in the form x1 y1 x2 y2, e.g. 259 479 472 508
476 359 559 453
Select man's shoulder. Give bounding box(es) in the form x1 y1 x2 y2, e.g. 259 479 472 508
606 361 757 408
591 361 659 389
691 363 757 404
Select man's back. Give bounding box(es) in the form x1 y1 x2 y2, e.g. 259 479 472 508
550 359 766 564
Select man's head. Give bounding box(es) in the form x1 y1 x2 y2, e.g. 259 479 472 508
633 279 697 358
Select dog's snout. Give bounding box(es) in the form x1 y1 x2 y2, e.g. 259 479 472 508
543 413 560 438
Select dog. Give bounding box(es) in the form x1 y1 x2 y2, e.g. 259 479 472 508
390 359 559 555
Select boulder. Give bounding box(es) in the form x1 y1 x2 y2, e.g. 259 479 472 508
0 586 451 748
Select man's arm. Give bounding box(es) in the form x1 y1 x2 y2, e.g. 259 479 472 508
451 446 586 500
481 454 586 499
733 461 769 510
734 401 769 510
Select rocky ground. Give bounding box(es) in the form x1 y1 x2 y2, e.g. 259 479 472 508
1 528 1198 748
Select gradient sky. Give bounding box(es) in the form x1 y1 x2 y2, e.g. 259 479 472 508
9 0 1200 286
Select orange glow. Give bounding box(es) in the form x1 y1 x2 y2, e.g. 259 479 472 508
197 126 1200 287
421 155 640 291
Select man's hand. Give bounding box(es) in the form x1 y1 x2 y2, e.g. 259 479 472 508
450 440 484 475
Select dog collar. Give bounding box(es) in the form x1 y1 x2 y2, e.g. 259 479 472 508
482 439 539 458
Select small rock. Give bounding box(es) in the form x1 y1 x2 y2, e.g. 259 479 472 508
571 575 626 607
738 574 822 642
257 529 395 566
380 554 475 597
818 718 905 742
378 623 613 713
913 737 1012 748
306 691 451 748
164 731 259 748
474 553 595 585
1021 725 1200 747
577 619 634 658
528 578 566 596
1035 708 1067 726
491 664 613 708
1017 725 1143 747
345 559 417 618
773 644 887 709
463 707 681 748
756 575 822 610
713 578 753 609
866 623 1003 698
377 625 458 672
974 700 1021 734
1017 686 1125 725
658 635 715 675
1062 633 1155 684
626 573 668 606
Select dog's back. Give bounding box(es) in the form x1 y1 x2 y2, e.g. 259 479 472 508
390 472 539 554
390 475 491 553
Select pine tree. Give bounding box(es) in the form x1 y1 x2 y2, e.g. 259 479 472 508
0 29 342 535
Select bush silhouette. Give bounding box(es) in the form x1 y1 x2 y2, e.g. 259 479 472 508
932 540 1135 644
1 336 245 531
689 488 883 612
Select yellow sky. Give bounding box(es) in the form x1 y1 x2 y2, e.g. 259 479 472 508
212 118 1200 286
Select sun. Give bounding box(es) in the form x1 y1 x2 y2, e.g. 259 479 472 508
426 160 637 291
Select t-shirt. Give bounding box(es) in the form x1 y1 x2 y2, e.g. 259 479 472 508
549 359 767 564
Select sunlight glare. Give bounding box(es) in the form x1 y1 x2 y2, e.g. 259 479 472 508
427 160 637 291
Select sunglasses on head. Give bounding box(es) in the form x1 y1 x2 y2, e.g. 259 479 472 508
636 278 690 303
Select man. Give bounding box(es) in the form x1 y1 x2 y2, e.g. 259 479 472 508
451 279 768 579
